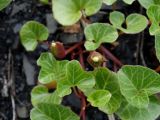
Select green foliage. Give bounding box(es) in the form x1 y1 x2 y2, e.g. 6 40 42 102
30 103 80 120
37 52 68 84
110 11 148 34
52 0 102 26
103 0 116 5
138 0 154 9
84 23 118 51
118 65 160 108
0 0 11 11
123 0 135 4
91 68 122 114
20 21 49 51
147 5 160 35
39 0 49 4
18 0 160 119
87 90 111 107
155 35 160 62
117 96 160 120
57 60 95 97
31 85 62 107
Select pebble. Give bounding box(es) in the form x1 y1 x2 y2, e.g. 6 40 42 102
23 55 36 86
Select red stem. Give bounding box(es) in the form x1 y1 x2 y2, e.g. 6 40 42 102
66 41 83 55
99 45 123 67
79 92 86 120
78 47 85 69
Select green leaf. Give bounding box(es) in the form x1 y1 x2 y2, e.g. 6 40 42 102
31 103 80 120
31 85 62 107
138 0 154 9
40 0 49 4
84 23 118 51
154 0 160 4
116 96 160 120
110 11 148 34
123 0 135 4
118 65 160 108
57 60 95 97
147 5 160 35
89 68 122 114
37 52 68 84
109 11 125 28
155 35 160 62
103 0 117 5
20 21 49 51
0 0 11 11
52 0 102 26
88 90 111 107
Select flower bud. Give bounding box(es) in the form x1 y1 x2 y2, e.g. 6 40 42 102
50 42 66 59
87 51 106 67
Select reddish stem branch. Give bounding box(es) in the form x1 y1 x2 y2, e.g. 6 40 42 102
66 41 83 55
73 87 86 120
99 45 123 67
79 92 86 120
79 47 85 69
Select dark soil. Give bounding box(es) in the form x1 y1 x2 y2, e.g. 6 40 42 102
0 0 159 120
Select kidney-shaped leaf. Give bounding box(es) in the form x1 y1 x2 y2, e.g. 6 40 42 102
118 65 160 108
31 85 62 107
0 0 11 11
37 52 68 84
103 0 117 5
89 68 122 114
123 0 135 4
52 0 102 26
116 96 160 120
88 90 111 107
20 21 49 51
84 23 118 51
31 103 80 120
110 11 148 34
147 5 160 35
138 0 154 9
57 60 95 97
155 35 160 62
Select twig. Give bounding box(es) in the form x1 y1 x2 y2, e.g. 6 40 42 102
108 114 116 120
139 31 147 66
8 49 16 120
11 94 16 120
99 45 123 67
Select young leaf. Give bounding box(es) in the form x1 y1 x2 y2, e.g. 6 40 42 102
57 60 95 97
103 0 117 5
87 90 111 107
109 11 125 28
52 0 102 26
0 0 11 11
84 23 118 51
147 5 160 35
31 104 80 120
31 85 62 107
123 0 135 4
118 65 160 108
89 68 122 114
116 96 160 120
138 0 154 9
110 11 148 34
37 52 68 84
155 35 160 62
20 21 49 51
